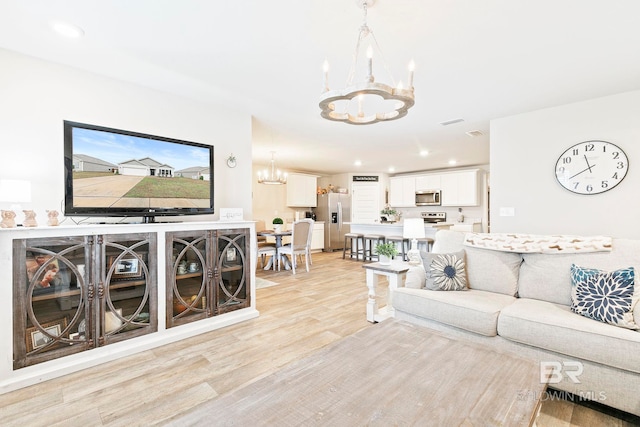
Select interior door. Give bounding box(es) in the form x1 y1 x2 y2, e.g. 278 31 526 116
351 182 380 224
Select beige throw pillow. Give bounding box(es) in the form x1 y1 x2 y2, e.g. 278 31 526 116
422 251 467 291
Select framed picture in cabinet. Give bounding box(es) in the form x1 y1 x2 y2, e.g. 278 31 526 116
108 255 144 280
26 254 64 293
26 317 68 352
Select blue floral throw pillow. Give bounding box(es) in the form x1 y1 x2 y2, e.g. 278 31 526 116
423 251 467 291
570 264 638 329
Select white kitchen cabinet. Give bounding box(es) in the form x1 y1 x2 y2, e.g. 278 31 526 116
311 222 325 251
440 169 479 206
389 176 416 207
415 174 441 191
286 173 318 207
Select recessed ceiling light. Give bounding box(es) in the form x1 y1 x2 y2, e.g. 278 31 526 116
466 130 483 137
448 160 457 165
354 160 362 166
50 21 85 38
388 167 395 173
440 118 464 126
419 150 429 157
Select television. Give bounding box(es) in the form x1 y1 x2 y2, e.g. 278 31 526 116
64 120 214 222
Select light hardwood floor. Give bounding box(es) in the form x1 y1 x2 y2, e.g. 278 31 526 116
1 251 635 426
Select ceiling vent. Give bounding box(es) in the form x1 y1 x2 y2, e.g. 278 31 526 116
466 130 483 137
440 118 464 126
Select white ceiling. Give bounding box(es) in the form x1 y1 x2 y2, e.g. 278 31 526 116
2 0 640 175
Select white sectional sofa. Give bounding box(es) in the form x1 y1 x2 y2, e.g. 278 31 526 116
393 230 640 417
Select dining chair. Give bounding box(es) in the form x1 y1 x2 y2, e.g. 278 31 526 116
256 241 277 270
306 219 315 265
277 219 313 274
255 219 267 244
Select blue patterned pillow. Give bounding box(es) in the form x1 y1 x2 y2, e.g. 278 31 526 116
570 264 638 329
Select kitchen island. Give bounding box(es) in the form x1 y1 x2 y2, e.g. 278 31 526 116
349 221 452 240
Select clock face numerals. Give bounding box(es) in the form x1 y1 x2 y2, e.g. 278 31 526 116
555 140 629 195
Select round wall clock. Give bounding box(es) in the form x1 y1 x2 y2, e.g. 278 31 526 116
555 140 629 195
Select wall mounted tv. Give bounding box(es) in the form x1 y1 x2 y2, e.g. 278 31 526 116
64 120 214 222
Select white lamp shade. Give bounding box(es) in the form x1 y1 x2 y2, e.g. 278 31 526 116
0 179 32 203
403 218 425 239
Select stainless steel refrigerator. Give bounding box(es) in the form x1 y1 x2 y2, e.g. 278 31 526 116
316 193 351 252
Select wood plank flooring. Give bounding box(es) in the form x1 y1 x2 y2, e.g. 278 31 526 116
0 251 635 426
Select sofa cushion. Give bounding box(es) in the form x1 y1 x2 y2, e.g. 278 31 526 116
498 298 640 373
518 238 640 306
423 251 467 291
570 264 638 329
431 229 466 253
431 230 522 296
392 288 516 337
404 264 426 289
464 246 522 296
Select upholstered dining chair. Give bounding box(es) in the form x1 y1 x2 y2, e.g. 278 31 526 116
255 219 276 270
277 219 313 274
256 242 276 270
255 219 268 244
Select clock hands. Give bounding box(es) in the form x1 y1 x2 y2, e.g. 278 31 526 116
568 156 596 180
583 155 594 173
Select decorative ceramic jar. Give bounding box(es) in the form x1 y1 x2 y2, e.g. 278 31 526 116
1 210 16 228
23 210 37 227
46 210 60 226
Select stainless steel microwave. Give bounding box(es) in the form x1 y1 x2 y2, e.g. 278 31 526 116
415 190 441 206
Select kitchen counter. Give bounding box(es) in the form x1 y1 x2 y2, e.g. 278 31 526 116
349 222 452 239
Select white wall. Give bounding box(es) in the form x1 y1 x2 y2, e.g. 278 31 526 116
0 49 252 224
490 90 640 238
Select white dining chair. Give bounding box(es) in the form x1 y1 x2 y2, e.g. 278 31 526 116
277 219 313 274
306 219 315 265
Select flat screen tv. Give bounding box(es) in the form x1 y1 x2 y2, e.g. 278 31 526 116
64 120 214 222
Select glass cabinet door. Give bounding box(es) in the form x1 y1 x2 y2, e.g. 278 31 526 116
99 233 157 345
166 231 211 328
13 232 157 368
216 229 249 314
13 236 93 368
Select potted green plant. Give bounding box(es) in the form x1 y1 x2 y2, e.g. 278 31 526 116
380 205 398 222
375 242 398 265
272 217 284 233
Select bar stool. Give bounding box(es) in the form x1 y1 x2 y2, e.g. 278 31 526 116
343 232 365 261
363 234 386 262
386 236 410 261
416 237 435 253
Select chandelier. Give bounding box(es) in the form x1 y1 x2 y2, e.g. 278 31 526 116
319 0 415 125
257 152 287 185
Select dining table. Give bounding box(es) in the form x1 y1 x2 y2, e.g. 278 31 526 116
257 229 292 270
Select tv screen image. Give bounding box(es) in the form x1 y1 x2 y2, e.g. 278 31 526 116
64 121 214 222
